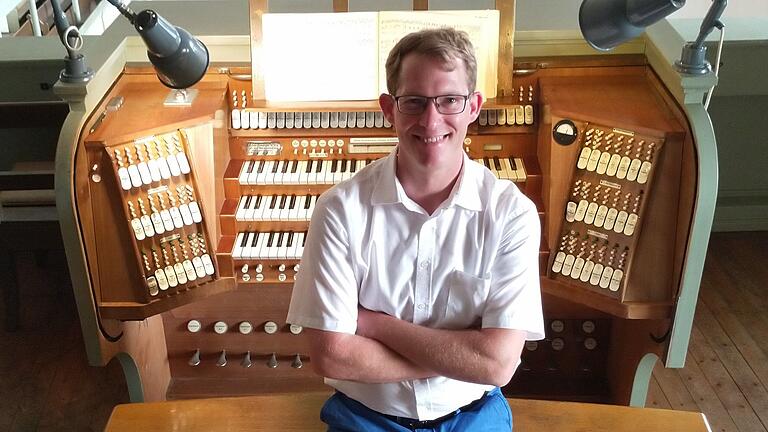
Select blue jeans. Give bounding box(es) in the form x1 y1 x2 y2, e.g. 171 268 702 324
320 387 513 431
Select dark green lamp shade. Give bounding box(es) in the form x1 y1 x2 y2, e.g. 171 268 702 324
134 10 209 89
579 0 685 51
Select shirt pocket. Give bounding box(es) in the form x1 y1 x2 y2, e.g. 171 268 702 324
443 270 492 329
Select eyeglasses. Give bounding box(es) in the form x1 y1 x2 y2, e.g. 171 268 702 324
393 94 470 115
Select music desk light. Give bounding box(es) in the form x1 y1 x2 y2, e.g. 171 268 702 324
579 0 727 107
51 0 209 106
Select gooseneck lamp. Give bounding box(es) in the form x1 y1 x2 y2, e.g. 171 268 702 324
52 0 209 105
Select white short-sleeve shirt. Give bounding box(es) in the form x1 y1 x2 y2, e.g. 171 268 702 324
287 150 545 420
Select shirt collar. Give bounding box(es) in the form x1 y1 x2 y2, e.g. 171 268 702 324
371 151 483 212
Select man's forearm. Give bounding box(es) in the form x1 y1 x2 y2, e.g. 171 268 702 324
357 310 525 387
305 328 436 383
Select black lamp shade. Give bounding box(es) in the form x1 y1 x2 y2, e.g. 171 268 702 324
580 0 685 51
134 10 209 89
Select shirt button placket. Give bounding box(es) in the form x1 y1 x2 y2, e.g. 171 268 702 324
413 219 435 325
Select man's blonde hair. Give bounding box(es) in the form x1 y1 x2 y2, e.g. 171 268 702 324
385 27 477 95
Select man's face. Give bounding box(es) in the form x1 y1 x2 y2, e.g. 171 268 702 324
380 54 482 174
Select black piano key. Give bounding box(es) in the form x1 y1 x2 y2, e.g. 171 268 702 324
267 232 275 247
316 159 323 173
350 159 357 173
282 160 290 173
239 232 249 247
289 194 297 208
250 232 259 246
306 160 313 173
493 157 502 171
291 160 299 173
304 194 312 209
255 194 262 207
271 160 280 174
508 157 517 170
257 159 266 173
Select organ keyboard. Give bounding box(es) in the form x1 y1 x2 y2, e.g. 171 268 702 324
232 231 306 260
236 195 319 222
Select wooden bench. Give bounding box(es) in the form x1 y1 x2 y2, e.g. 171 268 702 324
104 392 712 432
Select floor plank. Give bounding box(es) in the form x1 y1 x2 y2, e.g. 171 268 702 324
688 324 766 432
696 292 768 429
677 348 739 432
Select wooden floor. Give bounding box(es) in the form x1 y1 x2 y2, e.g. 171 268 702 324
645 231 768 432
1 231 766 431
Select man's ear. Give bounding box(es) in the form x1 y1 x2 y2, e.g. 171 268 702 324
379 93 396 125
467 91 484 122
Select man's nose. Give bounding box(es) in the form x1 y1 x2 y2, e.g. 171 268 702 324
418 99 443 127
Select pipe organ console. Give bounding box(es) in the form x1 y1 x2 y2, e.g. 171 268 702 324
57 5 715 408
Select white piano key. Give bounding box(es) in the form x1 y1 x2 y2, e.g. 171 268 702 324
288 195 301 221
514 157 527 181
296 232 306 258
365 112 375 128
285 160 300 184
302 112 311 129
232 232 246 258
281 195 295 220
243 195 258 221
254 232 267 259
236 196 249 221
249 111 258 129
241 232 256 259
279 232 291 259
276 112 285 129
499 157 514 181
356 112 366 128
260 160 276 185
478 110 488 126
267 112 276 129
231 108 241 129
497 109 506 126
374 112 384 128
330 112 339 128
239 160 252 184
332 160 345 184
240 109 250 129
258 112 268 129
271 160 285 185
338 111 347 128
311 112 321 129
321 159 334 184
320 112 330 128
285 112 294 129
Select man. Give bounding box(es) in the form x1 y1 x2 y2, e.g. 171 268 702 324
287 27 544 431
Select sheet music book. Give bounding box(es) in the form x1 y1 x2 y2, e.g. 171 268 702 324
261 10 500 102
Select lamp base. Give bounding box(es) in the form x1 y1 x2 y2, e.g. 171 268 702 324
675 42 712 75
59 54 94 84
164 88 199 106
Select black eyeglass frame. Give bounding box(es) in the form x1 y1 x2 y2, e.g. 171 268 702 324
391 94 472 115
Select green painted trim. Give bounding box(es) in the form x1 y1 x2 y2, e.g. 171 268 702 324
666 102 718 368
116 352 146 403
54 40 128 366
630 353 660 407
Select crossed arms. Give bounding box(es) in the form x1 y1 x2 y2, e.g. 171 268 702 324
305 309 526 387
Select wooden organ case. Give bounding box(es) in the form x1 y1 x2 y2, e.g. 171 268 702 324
58 1 714 407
